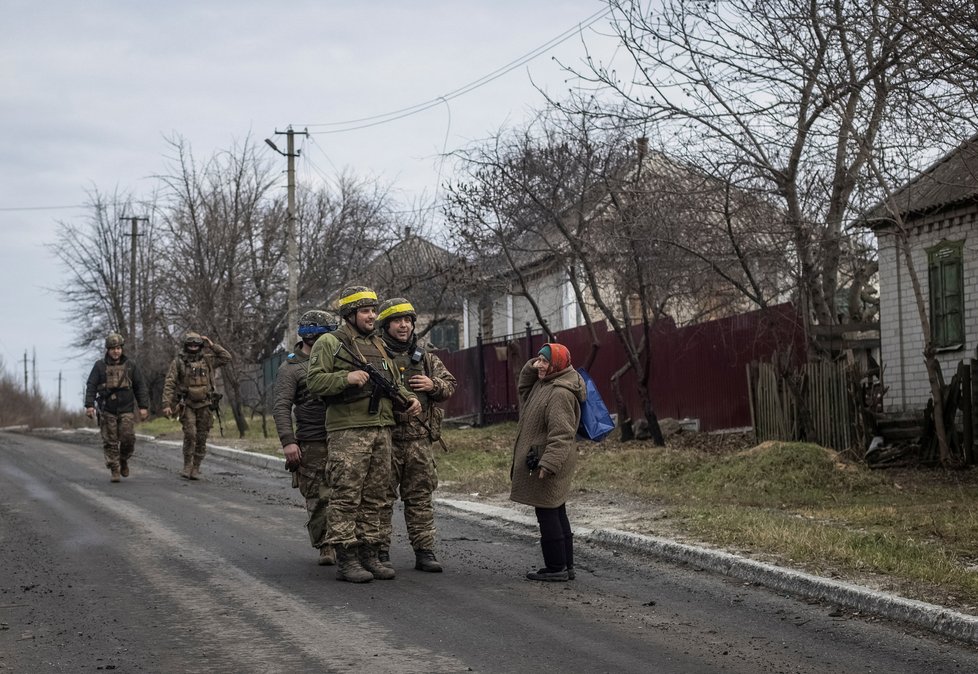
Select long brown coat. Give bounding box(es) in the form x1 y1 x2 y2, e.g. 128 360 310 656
509 361 586 509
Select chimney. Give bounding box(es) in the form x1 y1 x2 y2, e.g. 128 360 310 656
404 226 411 239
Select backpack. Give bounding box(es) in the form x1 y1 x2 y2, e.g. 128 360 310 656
576 368 615 442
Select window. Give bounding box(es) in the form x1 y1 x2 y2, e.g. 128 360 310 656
927 240 964 349
429 320 459 352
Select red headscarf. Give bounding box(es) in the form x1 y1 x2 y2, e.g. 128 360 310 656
538 343 571 375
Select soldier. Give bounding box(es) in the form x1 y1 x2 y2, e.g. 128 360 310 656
306 286 421 583
84 333 150 482
376 298 456 573
161 332 232 480
272 309 338 566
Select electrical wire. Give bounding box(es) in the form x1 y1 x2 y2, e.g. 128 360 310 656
301 6 612 135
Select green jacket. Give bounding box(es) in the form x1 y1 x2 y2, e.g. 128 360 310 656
306 323 416 432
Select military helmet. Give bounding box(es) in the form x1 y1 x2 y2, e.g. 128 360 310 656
183 331 205 348
335 286 378 318
104 332 125 349
377 297 417 328
298 308 339 337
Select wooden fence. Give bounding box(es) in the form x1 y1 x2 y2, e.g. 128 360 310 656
748 360 854 451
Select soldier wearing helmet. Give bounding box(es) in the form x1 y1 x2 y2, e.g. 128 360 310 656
375 298 456 573
162 331 232 480
84 332 150 482
272 308 339 566
306 285 422 583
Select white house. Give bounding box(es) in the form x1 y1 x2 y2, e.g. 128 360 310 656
870 134 978 411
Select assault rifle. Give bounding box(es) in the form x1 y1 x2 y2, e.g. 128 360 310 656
209 392 225 437
332 343 449 452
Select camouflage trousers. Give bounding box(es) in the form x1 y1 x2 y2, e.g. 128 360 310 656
380 436 439 552
324 426 391 548
296 439 329 549
180 405 213 466
100 411 135 469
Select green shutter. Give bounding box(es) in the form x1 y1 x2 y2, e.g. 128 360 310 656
928 241 964 349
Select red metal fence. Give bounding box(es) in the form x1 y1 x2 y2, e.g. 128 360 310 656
437 303 806 431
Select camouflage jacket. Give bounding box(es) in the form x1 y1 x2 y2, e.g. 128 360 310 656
162 342 232 409
272 342 327 446
306 322 416 432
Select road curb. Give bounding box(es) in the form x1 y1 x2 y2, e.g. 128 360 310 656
18 428 978 646
436 497 978 646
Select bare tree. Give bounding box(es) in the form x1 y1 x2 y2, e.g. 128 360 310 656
573 0 934 330
156 134 284 436
49 188 139 348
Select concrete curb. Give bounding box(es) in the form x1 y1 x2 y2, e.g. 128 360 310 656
436 498 978 647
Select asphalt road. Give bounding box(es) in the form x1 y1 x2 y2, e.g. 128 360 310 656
3 430 978 673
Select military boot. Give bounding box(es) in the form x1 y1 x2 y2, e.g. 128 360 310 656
181 455 193 480
335 545 373 583
189 461 201 480
414 549 443 573
119 459 130 478
359 545 396 580
110 467 121 483
317 545 336 566
377 548 394 570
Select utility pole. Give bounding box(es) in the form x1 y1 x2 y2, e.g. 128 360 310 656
120 215 148 352
265 127 308 347
22 350 28 392
57 370 63 411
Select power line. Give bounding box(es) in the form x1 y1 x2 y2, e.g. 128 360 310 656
301 7 612 135
0 204 91 212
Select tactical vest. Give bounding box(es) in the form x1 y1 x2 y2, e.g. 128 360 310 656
180 356 212 404
389 346 441 441
103 362 132 392
325 329 397 406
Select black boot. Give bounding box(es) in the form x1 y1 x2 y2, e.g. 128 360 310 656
414 549 443 573
526 567 569 582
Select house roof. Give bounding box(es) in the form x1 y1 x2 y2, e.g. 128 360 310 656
363 230 464 312
867 133 978 227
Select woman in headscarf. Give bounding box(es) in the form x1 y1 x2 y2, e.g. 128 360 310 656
510 343 586 581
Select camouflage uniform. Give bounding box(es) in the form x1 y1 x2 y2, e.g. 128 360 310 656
380 334 456 557
307 322 413 548
162 334 232 478
306 286 418 582
84 349 150 478
272 341 329 552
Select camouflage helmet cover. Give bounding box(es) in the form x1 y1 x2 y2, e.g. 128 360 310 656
335 286 378 318
298 308 339 336
183 331 204 348
377 297 417 328
104 332 125 349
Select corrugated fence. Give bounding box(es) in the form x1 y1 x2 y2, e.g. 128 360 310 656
438 303 806 432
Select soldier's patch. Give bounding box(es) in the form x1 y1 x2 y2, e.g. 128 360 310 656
311 355 318 364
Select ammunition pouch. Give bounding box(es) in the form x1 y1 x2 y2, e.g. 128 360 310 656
187 385 209 404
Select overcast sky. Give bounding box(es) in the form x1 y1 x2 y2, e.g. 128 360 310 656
0 0 626 410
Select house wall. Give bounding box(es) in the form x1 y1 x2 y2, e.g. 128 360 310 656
465 270 585 342
878 206 978 411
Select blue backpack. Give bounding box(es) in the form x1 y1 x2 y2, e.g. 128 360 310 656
576 368 615 441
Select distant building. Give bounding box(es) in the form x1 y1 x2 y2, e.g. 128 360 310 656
363 227 465 351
